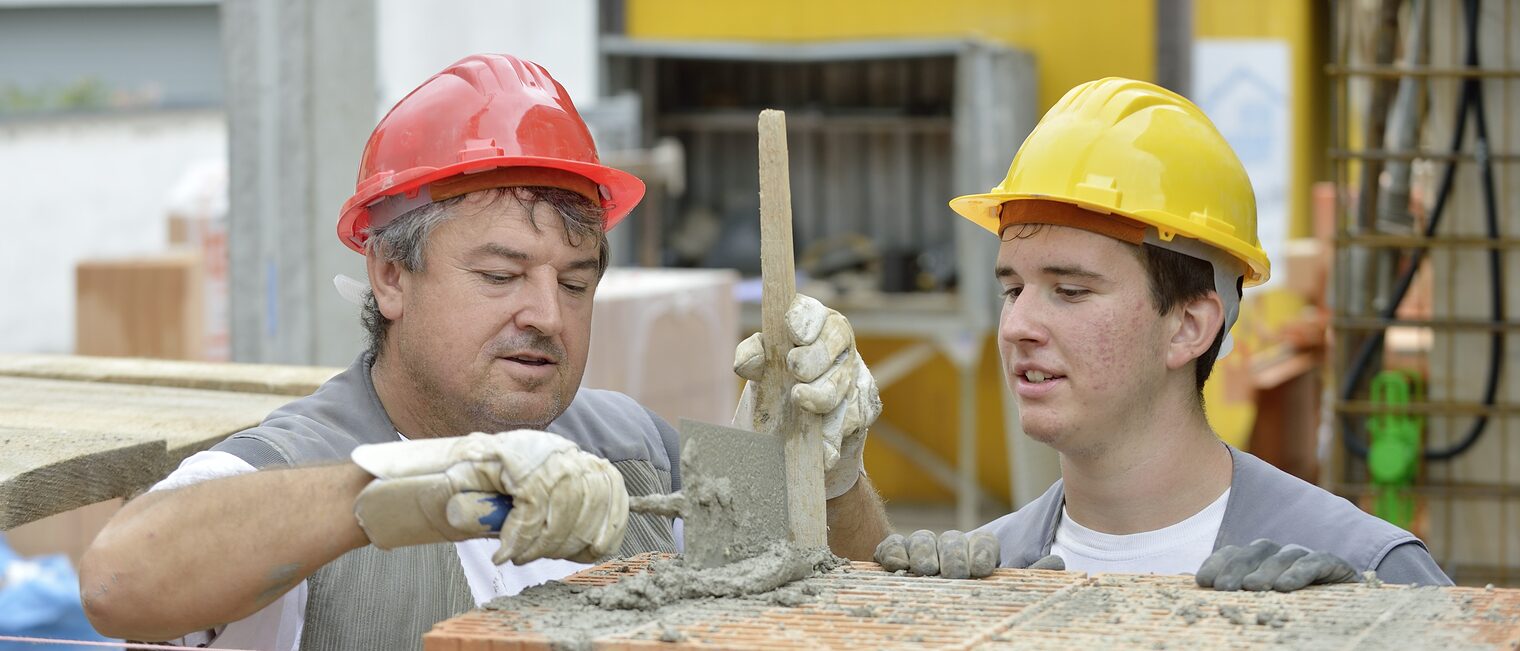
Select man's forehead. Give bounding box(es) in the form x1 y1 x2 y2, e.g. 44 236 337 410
995 226 1137 276
434 198 599 262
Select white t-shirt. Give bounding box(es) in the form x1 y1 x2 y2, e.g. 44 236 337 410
1050 488 1230 576
149 450 594 651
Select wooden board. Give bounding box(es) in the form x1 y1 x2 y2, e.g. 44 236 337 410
0 353 339 396
0 370 310 529
756 109 827 548
0 427 163 530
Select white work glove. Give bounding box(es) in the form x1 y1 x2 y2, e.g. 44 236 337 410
350 430 629 565
1195 539 1359 592
733 294 882 500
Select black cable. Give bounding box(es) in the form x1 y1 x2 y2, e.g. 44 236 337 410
1341 0 1505 461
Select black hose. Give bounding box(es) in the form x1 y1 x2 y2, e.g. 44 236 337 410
1341 0 1505 461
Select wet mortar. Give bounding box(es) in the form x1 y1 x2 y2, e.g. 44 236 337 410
452 561 1520 650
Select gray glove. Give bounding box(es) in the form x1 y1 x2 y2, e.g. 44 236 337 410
1196 539 1358 592
873 530 1064 578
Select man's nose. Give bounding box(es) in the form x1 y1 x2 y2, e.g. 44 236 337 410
999 292 1048 350
513 273 565 336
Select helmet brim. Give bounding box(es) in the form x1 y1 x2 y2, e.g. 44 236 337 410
948 192 1271 287
338 156 646 253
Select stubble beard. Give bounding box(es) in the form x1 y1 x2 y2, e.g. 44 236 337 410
468 332 573 432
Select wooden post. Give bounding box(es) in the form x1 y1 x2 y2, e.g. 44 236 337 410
756 109 828 548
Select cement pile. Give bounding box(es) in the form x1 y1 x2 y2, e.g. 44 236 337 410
482 542 846 649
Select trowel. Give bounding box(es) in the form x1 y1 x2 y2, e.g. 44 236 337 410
469 417 794 568
471 110 827 569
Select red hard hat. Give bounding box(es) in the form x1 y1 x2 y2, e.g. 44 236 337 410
336 53 645 253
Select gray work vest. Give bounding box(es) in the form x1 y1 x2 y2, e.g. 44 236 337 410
976 445 1452 586
211 354 680 651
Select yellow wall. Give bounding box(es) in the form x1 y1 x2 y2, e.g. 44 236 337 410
627 0 1156 111
1195 0 1326 239
629 0 1327 506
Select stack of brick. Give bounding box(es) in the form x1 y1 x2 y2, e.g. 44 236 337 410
426 554 1520 650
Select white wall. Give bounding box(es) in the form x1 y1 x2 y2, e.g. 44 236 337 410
375 0 599 117
0 110 226 354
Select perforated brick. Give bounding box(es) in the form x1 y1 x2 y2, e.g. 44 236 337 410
425 554 1520 650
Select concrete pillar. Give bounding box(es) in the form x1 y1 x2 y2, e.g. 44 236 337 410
222 0 374 365
1156 0 1193 97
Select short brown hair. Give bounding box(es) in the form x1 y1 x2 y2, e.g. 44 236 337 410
1136 244 1235 395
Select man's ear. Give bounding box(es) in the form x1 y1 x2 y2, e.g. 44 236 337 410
366 249 406 322
1166 291 1225 371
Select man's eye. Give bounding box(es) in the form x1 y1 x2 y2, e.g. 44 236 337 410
479 272 512 284
1001 286 1022 299
1055 287 1090 298
561 282 588 294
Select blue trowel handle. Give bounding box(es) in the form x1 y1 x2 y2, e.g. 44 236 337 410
461 491 513 534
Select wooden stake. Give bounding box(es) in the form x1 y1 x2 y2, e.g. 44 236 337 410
756 109 827 548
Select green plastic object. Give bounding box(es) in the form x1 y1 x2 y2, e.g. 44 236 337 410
1367 370 1422 529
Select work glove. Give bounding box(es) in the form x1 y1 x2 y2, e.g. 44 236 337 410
733 294 882 500
1196 539 1358 592
874 530 1000 579
350 430 629 566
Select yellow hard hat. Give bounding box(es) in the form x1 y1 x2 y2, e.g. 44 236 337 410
949 77 1270 287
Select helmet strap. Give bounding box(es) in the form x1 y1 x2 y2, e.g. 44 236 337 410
1141 228 1244 360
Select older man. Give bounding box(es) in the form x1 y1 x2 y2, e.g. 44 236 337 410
80 54 889 650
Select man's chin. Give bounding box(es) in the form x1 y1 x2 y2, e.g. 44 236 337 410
1019 414 1069 447
472 389 566 432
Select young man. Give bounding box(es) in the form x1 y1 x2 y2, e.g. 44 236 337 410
80 54 890 649
875 77 1449 591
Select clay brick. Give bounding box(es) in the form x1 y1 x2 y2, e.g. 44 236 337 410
424 554 1520 649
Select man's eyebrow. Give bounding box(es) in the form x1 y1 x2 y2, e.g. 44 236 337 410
1041 264 1105 281
468 243 529 261
995 264 1106 281
564 258 601 272
468 243 599 272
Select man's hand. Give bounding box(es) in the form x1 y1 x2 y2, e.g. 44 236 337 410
734 294 882 499
350 430 629 565
874 530 1004 579
1196 539 1358 592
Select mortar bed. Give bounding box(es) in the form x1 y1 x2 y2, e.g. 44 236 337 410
426 553 1520 650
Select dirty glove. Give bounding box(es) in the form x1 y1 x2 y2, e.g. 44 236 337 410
734 294 882 499
350 430 629 565
1196 539 1358 592
873 530 1002 579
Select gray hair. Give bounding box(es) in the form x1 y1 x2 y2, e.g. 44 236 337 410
360 186 608 359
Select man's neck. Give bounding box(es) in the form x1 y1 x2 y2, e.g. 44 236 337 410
370 352 454 439
1057 396 1233 536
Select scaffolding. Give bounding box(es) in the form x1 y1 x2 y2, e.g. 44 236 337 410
1330 0 1520 587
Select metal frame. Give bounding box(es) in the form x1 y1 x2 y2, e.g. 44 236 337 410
1329 0 1519 586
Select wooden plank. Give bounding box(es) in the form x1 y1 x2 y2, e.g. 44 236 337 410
0 426 164 530
756 109 827 548
0 376 293 457
0 375 298 528
0 353 340 397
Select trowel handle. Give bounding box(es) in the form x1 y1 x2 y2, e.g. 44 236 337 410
458 491 513 534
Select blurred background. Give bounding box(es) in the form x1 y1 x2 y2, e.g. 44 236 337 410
1 0 1516 619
